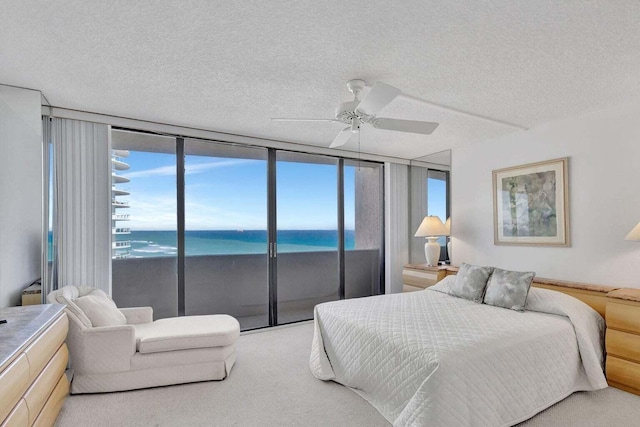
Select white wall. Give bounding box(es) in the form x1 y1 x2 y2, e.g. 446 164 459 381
451 101 640 288
0 85 43 307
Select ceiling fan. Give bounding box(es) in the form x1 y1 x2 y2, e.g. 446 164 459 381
271 79 439 148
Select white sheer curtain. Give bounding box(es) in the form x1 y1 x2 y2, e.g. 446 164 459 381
42 116 53 301
51 117 112 294
384 162 409 294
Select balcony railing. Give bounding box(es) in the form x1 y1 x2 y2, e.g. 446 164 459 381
112 173 130 184
111 249 381 329
112 200 129 207
112 227 131 234
112 241 131 249
112 214 130 220
113 252 131 259
112 160 130 172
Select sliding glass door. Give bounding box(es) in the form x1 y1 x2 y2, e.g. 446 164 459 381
108 129 384 330
183 139 269 330
110 131 179 319
344 160 384 298
275 152 340 324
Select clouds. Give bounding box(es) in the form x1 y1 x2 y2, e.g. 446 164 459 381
117 152 361 231
122 195 177 230
123 159 253 179
124 194 267 231
118 154 268 230
123 165 175 179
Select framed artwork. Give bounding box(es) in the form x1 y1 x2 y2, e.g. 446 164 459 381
493 157 569 246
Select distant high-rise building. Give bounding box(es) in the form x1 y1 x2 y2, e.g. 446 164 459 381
112 150 131 259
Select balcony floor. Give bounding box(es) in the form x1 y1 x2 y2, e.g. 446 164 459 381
235 308 314 331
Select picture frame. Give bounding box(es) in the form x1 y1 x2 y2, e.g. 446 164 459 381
493 157 569 246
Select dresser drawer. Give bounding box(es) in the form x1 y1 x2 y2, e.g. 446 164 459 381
24 314 68 382
607 356 640 392
606 329 640 362
1 399 28 427
402 270 439 288
32 375 69 427
0 354 30 423
607 302 640 334
24 344 68 425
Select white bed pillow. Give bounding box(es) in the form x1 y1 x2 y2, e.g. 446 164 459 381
428 275 457 294
75 293 127 327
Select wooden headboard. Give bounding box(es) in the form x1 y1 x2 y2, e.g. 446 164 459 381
441 266 640 395
441 266 616 317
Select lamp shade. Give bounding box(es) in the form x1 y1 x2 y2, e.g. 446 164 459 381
415 216 448 237
444 217 451 234
626 222 640 241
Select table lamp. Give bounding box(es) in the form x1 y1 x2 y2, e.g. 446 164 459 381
626 222 640 241
415 216 449 266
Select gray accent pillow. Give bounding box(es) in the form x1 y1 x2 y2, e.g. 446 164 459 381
483 268 536 311
449 263 494 303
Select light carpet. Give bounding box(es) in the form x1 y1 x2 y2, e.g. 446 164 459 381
56 322 640 427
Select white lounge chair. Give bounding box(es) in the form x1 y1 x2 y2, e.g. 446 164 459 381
47 285 239 394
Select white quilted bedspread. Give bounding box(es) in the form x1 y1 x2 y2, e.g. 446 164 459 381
309 282 607 427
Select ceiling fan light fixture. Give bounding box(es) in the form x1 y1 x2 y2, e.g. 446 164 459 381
351 117 361 132
335 100 360 123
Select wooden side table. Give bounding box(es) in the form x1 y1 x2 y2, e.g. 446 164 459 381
21 283 42 306
402 264 447 292
606 288 640 395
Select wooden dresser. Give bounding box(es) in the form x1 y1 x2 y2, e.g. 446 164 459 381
402 264 448 292
605 288 640 395
0 304 69 427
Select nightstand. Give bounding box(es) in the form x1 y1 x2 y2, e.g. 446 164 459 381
605 288 640 395
21 283 42 306
402 264 447 292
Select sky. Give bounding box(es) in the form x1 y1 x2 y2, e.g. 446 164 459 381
116 148 447 232
118 150 357 230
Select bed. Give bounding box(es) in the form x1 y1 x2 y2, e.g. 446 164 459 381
309 275 608 427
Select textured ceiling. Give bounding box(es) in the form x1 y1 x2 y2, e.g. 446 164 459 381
1 1 639 160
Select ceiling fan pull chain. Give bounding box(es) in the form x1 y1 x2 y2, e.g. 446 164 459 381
358 130 361 171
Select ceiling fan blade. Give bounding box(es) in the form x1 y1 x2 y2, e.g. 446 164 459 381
329 127 354 148
355 82 401 116
271 118 337 122
372 118 439 135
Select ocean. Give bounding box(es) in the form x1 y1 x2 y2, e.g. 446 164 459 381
125 230 356 258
